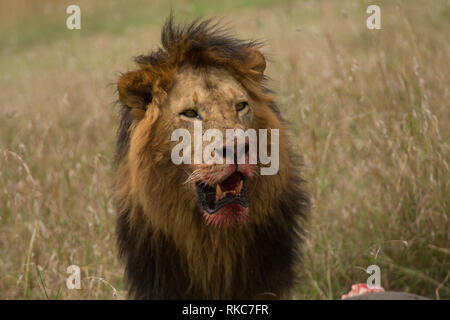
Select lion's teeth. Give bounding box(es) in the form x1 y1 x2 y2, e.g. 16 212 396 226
236 180 243 193
216 184 223 197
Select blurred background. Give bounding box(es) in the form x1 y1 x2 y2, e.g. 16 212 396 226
0 0 448 299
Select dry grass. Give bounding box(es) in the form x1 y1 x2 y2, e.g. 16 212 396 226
0 0 448 299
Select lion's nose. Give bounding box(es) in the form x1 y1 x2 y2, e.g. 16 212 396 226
221 141 249 164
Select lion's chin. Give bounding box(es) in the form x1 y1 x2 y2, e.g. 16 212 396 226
202 204 249 227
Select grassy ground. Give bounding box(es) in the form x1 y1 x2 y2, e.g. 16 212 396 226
0 0 448 299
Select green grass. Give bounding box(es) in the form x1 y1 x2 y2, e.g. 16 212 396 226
1 0 292 53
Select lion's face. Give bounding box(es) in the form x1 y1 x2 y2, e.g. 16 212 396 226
116 25 292 232
119 63 287 232
163 66 259 227
119 58 289 230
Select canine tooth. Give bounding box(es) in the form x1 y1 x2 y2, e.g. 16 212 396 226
236 180 243 193
216 184 223 197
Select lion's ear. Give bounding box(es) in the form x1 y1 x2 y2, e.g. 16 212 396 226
117 70 153 110
246 48 266 82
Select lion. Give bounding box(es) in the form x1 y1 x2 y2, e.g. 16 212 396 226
114 17 310 299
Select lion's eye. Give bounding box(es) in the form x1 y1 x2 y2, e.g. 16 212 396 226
235 101 248 112
180 109 200 119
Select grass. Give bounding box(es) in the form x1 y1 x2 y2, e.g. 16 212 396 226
0 0 448 299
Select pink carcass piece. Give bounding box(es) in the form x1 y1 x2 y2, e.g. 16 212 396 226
341 283 385 299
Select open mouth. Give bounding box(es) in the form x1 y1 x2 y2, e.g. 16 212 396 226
195 172 249 215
